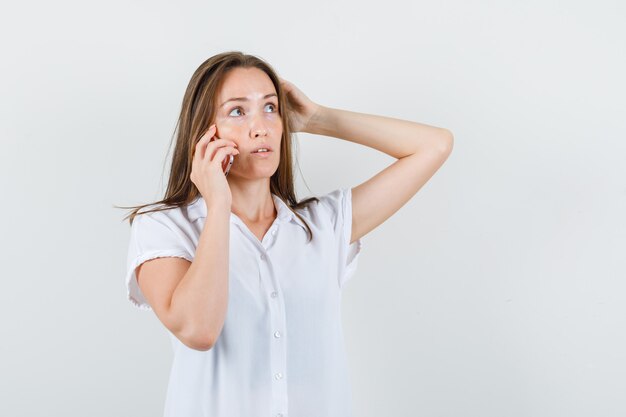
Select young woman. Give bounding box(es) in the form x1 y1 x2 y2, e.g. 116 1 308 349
123 51 453 417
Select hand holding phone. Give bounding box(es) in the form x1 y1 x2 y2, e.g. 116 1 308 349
190 124 239 206
209 136 235 176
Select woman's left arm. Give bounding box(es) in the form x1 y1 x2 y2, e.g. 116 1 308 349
305 105 454 245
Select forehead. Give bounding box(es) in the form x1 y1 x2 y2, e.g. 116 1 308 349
218 67 276 100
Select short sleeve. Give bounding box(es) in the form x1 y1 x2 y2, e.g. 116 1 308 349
125 210 196 310
317 187 364 289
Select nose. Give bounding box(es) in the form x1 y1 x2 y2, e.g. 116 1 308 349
250 113 269 138
253 128 267 138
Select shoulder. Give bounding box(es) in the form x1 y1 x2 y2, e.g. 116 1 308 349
131 202 195 235
298 187 351 229
308 187 349 216
127 201 198 259
315 188 349 213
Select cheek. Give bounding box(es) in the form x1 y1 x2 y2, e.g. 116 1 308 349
215 121 241 138
271 119 283 135
215 112 240 126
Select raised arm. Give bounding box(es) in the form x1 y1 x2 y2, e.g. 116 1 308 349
306 106 453 244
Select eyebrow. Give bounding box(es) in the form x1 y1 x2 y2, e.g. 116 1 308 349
220 93 277 108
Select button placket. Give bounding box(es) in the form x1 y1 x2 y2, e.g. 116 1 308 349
261 243 288 415
262 223 279 250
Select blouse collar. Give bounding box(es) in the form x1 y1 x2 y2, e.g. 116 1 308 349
186 193 307 231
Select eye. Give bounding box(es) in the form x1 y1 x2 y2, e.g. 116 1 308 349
228 102 278 117
228 107 243 117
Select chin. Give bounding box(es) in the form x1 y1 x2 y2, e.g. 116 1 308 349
231 168 279 180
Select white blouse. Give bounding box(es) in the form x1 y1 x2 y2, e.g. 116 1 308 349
125 187 364 417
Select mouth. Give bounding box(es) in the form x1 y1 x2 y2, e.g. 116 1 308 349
250 145 273 154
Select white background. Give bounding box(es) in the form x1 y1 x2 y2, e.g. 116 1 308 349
1 1 624 416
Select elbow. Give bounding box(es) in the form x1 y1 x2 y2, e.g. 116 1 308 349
439 129 454 154
187 337 215 352
178 326 216 351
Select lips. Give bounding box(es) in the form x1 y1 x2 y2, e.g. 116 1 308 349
251 145 273 153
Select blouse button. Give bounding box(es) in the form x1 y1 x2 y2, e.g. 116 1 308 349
274 372 283 380
271 229 277 235
271 291 278 298
260 254 266 260
277 414 284 417
274 331 281 338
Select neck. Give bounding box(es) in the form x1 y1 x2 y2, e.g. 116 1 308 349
228 180 276 223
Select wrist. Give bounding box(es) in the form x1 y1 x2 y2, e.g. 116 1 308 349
304 104 330 135
205 201 231 217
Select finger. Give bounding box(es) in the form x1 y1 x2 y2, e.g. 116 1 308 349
210 143 239 162
197 124 216 145
204 138 238 163
193 124 216 159
210 146 239 167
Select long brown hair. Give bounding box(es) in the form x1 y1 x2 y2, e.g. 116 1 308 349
116 51 319 242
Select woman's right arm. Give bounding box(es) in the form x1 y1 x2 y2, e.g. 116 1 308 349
136 202 230 351
135 123 238 351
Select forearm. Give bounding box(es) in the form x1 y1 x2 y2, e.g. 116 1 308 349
169 205 230 348
305 105 452 159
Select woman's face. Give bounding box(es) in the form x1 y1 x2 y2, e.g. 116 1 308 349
213 67 283 180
